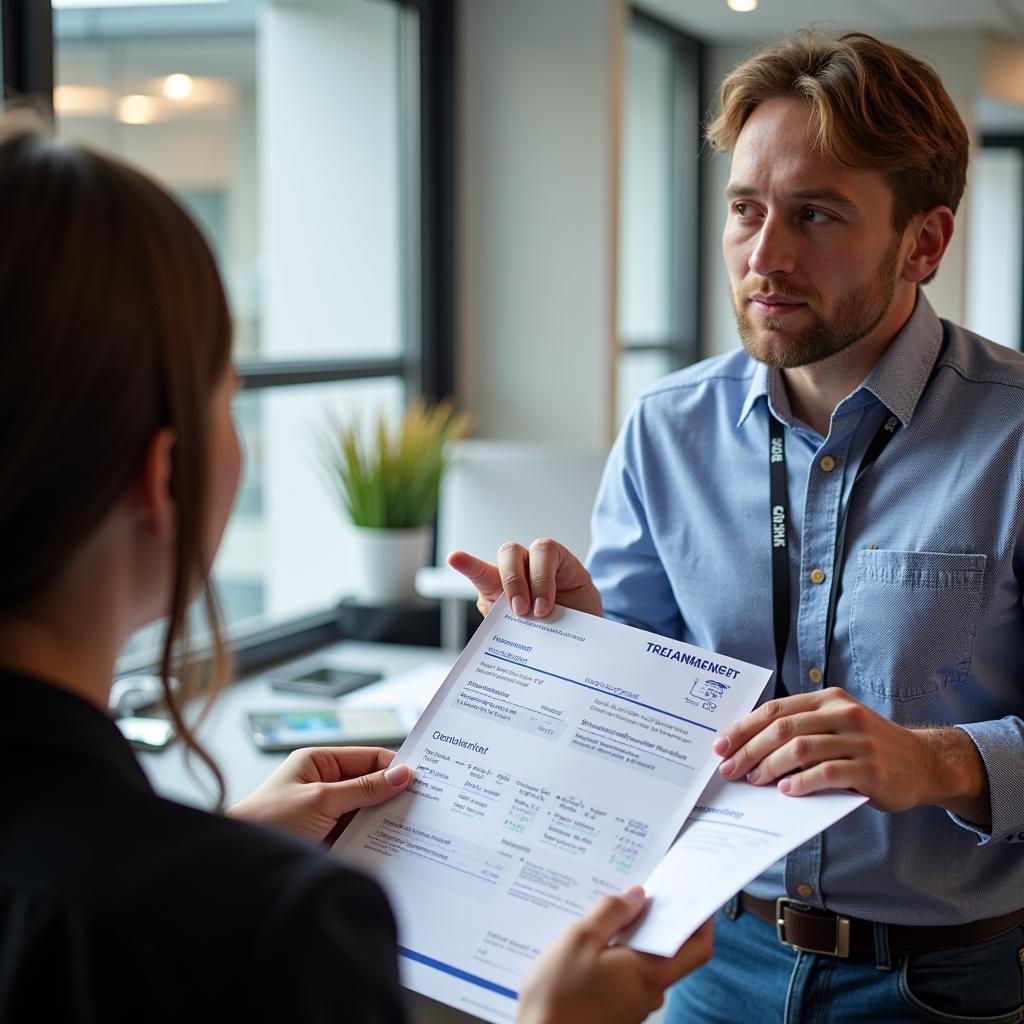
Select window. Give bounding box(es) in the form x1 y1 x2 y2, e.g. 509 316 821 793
9 0 453 663
616 10 703 424
965 138 1024 350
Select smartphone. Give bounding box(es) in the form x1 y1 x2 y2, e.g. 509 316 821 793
268 665 382 698
247 707 407 752
117 716 176 751
109 674 179 716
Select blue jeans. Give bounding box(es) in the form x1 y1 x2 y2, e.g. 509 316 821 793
665 896 1024 1024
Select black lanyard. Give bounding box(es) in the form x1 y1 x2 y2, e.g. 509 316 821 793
769 410 900 700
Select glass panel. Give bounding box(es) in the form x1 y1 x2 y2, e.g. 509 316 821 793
55 0 423 654
616 21 701 426
616 350 675 429
964 147 1023 350
216 377 406 632
54 0 414 362
117 376 405 666
618 29 674 344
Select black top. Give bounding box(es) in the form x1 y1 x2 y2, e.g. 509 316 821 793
0 670 407 1023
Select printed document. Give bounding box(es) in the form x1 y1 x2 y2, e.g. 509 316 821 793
624 773 868 955
333 597 771 1022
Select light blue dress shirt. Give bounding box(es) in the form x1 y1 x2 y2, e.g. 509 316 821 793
589 293 1024 925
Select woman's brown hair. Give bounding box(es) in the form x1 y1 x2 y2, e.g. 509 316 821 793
0 112 232 801
706 31 969 231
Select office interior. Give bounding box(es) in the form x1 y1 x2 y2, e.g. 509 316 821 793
29 0 1024 669
7 0 1024 1015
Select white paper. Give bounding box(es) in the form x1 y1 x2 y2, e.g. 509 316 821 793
333 596 772 1023
625 774 867 955
339 661 451 736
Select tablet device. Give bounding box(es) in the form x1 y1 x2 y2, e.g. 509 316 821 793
247 707 406 752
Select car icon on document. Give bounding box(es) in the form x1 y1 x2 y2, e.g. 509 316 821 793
690 678 729 710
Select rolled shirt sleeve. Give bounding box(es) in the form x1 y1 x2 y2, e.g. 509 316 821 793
951 718 1024 845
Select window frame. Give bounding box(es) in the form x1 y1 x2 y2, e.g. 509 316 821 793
2 0 53 106
7 0 455 671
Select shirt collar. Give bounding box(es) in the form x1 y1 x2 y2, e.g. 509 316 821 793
737 361 770 427
736 360 799 428
858 291 944 427
735 290 944 430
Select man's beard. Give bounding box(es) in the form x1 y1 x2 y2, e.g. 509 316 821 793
733 235 902 369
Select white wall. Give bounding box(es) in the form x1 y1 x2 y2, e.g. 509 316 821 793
260 0 405 614
981 35 1024 105
965 148 1024 347
457 0 626 449
261 0 402 363
701 33 983 358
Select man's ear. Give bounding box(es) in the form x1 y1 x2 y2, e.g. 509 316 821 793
134 427 177 540
901 205 955 284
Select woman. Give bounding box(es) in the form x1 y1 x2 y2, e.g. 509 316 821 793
0 116 710 1022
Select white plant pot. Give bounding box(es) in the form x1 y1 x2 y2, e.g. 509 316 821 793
344 524 433 604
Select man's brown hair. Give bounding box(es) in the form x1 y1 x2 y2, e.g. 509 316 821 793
706 30 969 230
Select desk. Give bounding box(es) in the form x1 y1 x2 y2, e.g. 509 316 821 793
138 640 454 808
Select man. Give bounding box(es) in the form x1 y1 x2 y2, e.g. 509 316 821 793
451 31 1024 1022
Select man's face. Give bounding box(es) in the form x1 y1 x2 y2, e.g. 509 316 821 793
723 96 909 369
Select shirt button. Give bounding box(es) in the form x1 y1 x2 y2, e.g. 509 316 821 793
808 667 824 684
797 883 814 899
809 568 826 584
819 455 837 472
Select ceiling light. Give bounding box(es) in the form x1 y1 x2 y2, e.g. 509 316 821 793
163 74 193 101
727 0 758 11
54 85 113 117
117 94 158 125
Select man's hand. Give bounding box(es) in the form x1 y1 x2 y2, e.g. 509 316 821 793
715 687 990 822
228 747 413 844
448 538 603 619
517 887 713 1024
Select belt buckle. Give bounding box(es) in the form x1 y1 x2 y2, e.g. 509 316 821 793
775 897 851 958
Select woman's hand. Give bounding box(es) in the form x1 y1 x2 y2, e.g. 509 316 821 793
228 746 413 844
517 887 713 1024
448 538 603 619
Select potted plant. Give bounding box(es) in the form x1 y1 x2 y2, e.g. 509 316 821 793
319 400 470 603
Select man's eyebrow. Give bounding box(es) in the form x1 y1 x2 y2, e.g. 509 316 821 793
724 184 860 210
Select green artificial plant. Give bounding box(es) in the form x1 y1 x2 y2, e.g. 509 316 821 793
320 400 470 529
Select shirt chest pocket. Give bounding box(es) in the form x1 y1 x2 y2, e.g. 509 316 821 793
848 549 986 701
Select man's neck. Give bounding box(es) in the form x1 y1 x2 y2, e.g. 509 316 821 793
781 292 916 436
782 350 884 436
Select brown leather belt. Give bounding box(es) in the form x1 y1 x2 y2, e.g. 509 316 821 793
739 893 1024 958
